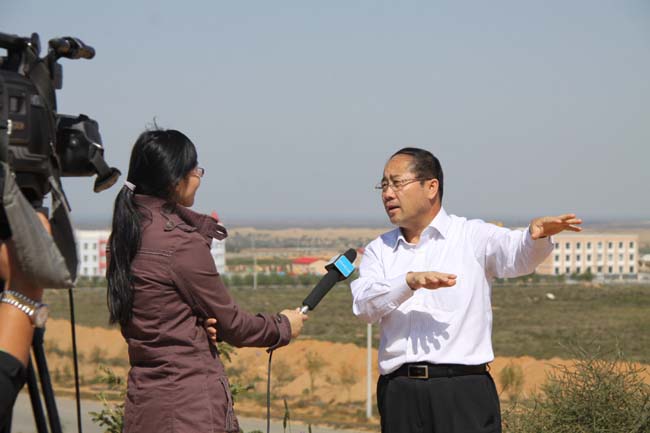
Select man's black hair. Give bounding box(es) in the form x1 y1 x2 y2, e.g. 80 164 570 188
391 147 444 201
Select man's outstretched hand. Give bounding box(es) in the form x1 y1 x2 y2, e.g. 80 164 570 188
529 214 582 240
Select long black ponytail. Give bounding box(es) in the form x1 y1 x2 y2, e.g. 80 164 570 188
107 129 198 326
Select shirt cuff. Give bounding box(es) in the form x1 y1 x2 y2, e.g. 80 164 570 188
267 313 292 352
524 226 553 246
389 274 415 306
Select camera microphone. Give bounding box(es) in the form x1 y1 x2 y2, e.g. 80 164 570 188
299 248 357 314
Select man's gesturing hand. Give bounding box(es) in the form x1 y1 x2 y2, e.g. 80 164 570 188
406 272 457 291
529 214 582 240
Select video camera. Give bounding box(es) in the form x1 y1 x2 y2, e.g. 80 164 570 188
0 31 119 203
0 31 120 285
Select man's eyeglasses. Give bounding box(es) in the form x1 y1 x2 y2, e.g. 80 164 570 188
374 178 431 192
192 166 205 178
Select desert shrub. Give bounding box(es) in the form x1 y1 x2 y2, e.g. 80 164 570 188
503 347 650 433
89 366 125 433
499 362 524 401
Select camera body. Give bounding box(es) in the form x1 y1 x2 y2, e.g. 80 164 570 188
0 31 119 205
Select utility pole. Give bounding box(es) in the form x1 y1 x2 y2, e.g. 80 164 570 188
252 230 257 290
366 322 372 419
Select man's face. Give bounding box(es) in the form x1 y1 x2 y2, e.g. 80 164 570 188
381 154 438 230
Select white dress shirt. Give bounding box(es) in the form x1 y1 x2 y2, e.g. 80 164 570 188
351 207 553 375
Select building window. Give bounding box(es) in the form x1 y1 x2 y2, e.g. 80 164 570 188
565 254 570 261
587 242 592 249
93 244 97 250
619 242 624 249
608 266 613 274
619 254 624 262
630 241 635 249
554 267 560 275
587 266 592 273
565 266 571 274
577 254 581 261
587 254 592 262
83 267 88 275
83 243 88 250
83 255 88 262
597 253 603 261
630 266 635 273
92 255 97 261
597 266 603 273
93 267 98 274
576 242 581 249
565 242 571 249
598 241 603 250
608 254 613 261
608 242 613 249
555 243 560 250
630 253 634 261
576 266 581 274
619 266 623 273
554 254 560 262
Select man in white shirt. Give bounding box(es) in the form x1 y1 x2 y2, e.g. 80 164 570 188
351 148 582 433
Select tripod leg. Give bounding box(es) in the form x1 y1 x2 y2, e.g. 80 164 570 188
32 328 62 433
26 359 49 433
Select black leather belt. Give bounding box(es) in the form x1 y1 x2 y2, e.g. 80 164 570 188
387 363 487 379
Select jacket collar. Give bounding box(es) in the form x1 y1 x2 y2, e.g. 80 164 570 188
133 194 228 240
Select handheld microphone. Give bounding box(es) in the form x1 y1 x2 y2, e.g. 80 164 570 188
299 248 357 314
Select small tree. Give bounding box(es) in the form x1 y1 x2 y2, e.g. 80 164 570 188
338 363 359 402
305 351 328 395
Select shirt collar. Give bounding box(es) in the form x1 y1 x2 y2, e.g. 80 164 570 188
391 207 451 250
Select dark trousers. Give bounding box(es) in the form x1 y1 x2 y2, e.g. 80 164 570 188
377 372 502 433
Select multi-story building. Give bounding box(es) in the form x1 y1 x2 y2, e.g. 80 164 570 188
75 229 111 278
75 228 227 278
211 239 227 273
536 232 639 279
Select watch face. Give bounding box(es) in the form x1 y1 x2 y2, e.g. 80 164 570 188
34 305 50 328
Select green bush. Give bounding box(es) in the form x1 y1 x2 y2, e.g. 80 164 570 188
499 362 524 401
503 347 650 433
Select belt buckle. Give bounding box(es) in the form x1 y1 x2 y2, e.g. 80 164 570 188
407 364 429 379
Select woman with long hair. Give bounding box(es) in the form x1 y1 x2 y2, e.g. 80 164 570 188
107 129 306 433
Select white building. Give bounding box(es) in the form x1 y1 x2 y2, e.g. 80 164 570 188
536 232 639 279
211 239 227 273
75 229 227 278
75 229 110 278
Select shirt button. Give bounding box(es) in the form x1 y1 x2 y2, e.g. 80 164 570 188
164 221 174 230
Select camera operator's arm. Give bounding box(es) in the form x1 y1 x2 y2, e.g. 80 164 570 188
0 213 49 365
0 214 50 423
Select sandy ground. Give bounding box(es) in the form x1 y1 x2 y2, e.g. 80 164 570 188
39 318 650 427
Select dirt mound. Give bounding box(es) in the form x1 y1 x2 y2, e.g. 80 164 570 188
40 318 650 424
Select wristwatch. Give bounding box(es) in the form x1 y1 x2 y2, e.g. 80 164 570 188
0 290 49 328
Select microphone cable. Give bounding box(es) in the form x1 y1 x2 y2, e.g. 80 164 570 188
266 350 273 433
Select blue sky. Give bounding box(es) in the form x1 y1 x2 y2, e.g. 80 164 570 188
2 1 649 227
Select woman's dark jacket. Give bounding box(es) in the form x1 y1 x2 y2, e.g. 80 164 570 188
120 195 291 433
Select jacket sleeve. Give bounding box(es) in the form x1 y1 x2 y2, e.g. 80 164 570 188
169 234 291 349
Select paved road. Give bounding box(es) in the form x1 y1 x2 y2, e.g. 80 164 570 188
8 392 371 433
